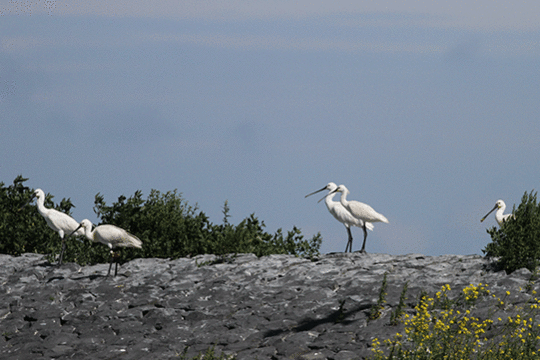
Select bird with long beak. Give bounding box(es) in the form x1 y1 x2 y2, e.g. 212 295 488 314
305 182 374 253
481 200 514 226
26 189 84 265
69 219 142 277
328 185 388 253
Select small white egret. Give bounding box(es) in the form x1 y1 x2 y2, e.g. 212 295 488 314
71 219 142 277
329 185 389 253
481 200 514 226
31 189 84 265
305 182 374 253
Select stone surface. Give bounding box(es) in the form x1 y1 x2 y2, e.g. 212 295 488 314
0 252 537 359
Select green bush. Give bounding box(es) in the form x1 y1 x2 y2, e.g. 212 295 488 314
0 175 321 264
0 175 78 259
92 189 322 262
483 190 540 273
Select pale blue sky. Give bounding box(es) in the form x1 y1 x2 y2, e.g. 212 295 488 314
2 1 540 255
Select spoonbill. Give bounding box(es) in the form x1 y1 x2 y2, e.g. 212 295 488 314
329 184 389 253
31 188 84 265
71 219 142 277
305 182 374 253
481 200 514 226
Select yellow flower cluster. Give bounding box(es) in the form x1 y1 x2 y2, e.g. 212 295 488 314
462 282 490 304
370 283 540 360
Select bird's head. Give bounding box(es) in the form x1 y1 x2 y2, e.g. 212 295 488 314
34 189 45 201
80 219 93 230
480 199 505 223
326 182 338 192
68 219 93 237
329 184 347 195
314 182 340 203
305 182 337 199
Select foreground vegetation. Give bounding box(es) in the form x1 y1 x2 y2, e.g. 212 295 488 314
370 280 540 360
369 191 540 359
484 190 540 273
5 176 540 359
0 176 321 265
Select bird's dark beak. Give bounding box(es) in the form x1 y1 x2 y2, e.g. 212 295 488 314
68 223 83 238
320 188 340 203
305 186 327 198
480 204 498 222
18 193 36 211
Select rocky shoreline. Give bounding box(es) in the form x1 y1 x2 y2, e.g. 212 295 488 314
0 252 536 359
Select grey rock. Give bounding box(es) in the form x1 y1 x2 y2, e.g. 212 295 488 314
0 252 534 359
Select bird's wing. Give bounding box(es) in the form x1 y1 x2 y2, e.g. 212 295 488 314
331 203 374 230
348 201 389 224
46 209 83 235
96 225 143 248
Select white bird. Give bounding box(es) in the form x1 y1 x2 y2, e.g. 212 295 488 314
329 184 389 253
71 219 142 277
31 188 84 265
481 200 514 226
305 182 374 253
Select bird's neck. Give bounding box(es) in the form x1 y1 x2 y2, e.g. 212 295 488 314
339 190 349 206
35 198 49 217
325 192 337 208
83 226 95 241
495 208 505 224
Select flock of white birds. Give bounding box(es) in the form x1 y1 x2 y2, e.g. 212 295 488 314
306 183 512 253
27 185 512 274
29 189 142 276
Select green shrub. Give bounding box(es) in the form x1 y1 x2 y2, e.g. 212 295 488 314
0 175 78 259
92 189 321 263
483 190 540 273
1 176 322 264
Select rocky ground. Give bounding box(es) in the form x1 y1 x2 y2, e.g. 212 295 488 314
0 252 537 360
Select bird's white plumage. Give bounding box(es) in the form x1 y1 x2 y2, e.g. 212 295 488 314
481 199 514 226
328 184 389 253
75 219 142 277
34 189 84 238
332 185 389 224
33 188 83 264
77 219 142 250
306 182 374 252
307 182 374 230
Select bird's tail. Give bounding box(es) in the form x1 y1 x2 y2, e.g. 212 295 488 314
127 232 143 248
132 237 143 248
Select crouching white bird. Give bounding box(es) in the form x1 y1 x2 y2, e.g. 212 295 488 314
481 200 514 226
71 219 142 277
305 182 374 253
329 184 389 253
31 188 84 265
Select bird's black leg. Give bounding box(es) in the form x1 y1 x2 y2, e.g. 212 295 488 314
107 251 114 277
115 261 118 277
58 238 66 266
360 223 368 253
346 227 353 253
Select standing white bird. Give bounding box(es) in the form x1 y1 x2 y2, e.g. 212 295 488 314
305 182 374 253
481 200 514 226
329 184 389 253
71 219 142 277
31 188 84 265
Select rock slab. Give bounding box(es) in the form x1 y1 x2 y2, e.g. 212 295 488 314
0 252 535 359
